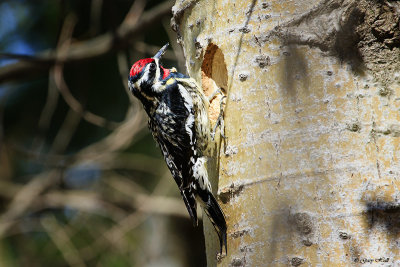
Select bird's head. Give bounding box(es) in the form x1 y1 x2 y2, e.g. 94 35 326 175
128 43 171 98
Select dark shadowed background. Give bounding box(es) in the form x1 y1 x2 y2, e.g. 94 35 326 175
0 0 206 266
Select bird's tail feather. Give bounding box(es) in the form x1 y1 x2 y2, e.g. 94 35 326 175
181 188 198 226
203 191 227 254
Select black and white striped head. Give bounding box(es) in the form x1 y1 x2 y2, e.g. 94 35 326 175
128 43 171 99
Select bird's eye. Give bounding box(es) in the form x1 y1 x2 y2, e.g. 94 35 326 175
149 63 156 71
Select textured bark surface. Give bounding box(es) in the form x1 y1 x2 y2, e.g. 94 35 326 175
172 0 400 266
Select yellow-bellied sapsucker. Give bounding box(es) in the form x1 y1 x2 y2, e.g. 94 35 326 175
128 44 227 253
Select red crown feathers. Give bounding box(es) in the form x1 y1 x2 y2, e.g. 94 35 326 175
129 58 154 77
129 58 171 80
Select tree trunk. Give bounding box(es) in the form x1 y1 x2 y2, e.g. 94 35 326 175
172 0 400 266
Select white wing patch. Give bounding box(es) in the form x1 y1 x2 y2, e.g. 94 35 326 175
176 77 211 155
178 84 195 146
192 157 211 191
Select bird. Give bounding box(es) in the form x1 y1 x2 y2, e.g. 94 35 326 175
128 43 227 254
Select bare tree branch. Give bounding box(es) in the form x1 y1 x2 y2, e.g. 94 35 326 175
36 190 127 221
121 0 147 27
0 170 59 237
0 0 174 83
0 178 191 221
74 105 146 160
117 51 135 102
50 108 82 154
53 63 120 129
51 14 121 130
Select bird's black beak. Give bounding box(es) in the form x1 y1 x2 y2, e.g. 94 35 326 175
153 43 169 60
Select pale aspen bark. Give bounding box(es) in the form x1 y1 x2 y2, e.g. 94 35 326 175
172 0 400 266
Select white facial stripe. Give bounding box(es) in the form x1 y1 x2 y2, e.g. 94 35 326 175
135 60 161 92
154 58 161 82
141 63 151 84
152 59 165 93
134 63 153 91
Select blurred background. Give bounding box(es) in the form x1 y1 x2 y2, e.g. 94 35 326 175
0 0 206 266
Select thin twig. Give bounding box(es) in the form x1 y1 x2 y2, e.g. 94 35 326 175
35 190 127 221
89 0 103 36
50 107 82 154
121 0 147 28
41 215 87 267
117 51 135 102
31 68 60 153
